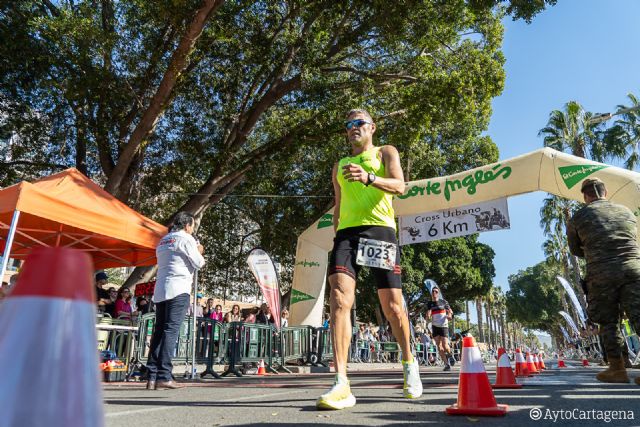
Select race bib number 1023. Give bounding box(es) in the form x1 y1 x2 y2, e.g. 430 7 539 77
355 238 396 270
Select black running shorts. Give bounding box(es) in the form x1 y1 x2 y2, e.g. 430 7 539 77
432 325 449 338
328 225 402 289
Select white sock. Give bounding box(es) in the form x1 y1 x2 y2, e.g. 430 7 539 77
335 373 349 384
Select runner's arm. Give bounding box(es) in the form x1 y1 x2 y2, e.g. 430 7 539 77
332 162 341 232
374 145 406 195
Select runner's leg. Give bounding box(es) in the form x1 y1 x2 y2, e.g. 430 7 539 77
378 288 423 398
316 272 358 410
330 273 356 378
378 288 412 359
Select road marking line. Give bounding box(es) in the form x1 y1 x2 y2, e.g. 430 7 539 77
563 395 640 399
105 389 303 418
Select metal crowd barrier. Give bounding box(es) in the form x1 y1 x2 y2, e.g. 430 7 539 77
222 322 275 376
105 315 336 380
279 326 312 367
96 315 137 363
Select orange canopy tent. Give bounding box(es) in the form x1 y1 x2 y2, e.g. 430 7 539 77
0 168 167 276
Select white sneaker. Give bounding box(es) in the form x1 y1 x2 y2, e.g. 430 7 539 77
402 358 423 398
316 375 356 410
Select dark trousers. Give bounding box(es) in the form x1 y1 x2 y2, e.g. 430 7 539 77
146 293 190 381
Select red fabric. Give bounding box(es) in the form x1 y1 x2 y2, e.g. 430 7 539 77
10 247 94 303
115 299 132 318
0 169 167 268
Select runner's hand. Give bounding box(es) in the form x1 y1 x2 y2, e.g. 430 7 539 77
342 163 367 184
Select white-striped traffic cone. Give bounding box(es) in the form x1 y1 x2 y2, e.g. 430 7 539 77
446 336 507 416
526 352 539 374
0 248 103 427
492 351 522 389
514 349 530 377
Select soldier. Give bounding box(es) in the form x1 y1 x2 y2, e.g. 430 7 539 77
566 178 640 384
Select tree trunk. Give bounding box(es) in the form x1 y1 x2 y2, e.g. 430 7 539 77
465 300 470 330
500 313 507 349
485 301 492 346
476 298 484 342
104 0 225 198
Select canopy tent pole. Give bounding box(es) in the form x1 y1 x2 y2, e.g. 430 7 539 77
0 210 21 285
190 270 198 379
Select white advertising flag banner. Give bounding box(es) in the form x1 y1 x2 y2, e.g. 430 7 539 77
398 198 510 245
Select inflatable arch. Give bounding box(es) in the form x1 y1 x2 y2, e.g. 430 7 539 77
289 147 640 327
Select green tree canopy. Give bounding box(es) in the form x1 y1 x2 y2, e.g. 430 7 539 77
505 260 562 332
1 0 556 293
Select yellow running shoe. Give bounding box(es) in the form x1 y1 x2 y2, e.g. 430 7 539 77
402 358 423 398
316 375 356 410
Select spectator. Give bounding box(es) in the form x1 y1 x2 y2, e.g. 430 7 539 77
244 307 259 323
104 287 117 317
136 297 150 315
147 211 205 390
94 271 111 308
188 293 204 317
203 298 215 317
210 304 223 322
281 309 289 328
357 324 368 360
115 288 133 319
229 304 242 322
256 303 274 324
567 178 640 384
322 313 330 329
223 312 232 323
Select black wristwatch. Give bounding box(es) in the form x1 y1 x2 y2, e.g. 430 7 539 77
366 173 376 186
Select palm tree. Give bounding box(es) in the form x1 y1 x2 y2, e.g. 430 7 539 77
538 100 605 161
541 201 582 281
476 297 484 342
465 300 470 330
605 92 640 170
484 295 493 347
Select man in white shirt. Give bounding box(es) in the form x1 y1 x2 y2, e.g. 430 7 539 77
146 212 205 390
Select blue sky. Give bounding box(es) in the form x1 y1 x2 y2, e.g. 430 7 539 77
468 0 640 323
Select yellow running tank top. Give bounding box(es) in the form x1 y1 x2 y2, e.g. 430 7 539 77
336 146 396 231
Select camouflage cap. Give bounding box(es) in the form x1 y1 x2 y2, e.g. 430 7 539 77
580 177 605 193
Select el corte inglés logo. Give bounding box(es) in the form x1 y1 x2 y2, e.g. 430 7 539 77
398 164 512 202
558 164 609 189
296 259 320 268
291 289 315 304
317 213 333 229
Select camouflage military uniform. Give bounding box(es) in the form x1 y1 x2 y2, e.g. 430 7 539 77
567 199 640 359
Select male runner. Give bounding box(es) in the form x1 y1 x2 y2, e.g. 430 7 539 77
426 287 455 371
316 109 422 410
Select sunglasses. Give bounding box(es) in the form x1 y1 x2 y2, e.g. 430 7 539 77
345 119 372 130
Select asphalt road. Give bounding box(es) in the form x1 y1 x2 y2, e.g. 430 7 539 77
103 361 640 427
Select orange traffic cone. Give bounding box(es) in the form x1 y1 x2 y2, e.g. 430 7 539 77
582 355 590 367
538 353 546 370
257 359 266 375
492 350 522 389
557 354 566 368
526 352 539 374
534 353 542 370
446 337 507 416
514 349 530 377
0 248 103 426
